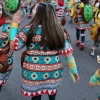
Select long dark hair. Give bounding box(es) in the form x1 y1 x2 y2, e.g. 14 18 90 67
0 2 12 19
26 3 65 50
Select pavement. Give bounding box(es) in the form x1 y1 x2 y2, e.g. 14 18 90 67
0 15 100 100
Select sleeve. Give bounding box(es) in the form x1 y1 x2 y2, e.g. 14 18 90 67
59 32 73 55
14 26 30 51
90 69 100 85
10 23 30 51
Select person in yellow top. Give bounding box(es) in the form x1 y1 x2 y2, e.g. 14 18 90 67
90 4 100 56
92 0 99 22
68 0 80 23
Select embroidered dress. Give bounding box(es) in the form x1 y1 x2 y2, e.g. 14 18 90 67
14 25 73 97
0 19 14 85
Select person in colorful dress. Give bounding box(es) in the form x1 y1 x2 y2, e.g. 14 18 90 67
10 3 80 100
74 1 90 50
89 68 100 100
56 0 66 26
90 4 100 56
0 2 13 91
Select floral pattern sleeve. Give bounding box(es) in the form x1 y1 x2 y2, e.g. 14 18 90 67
14 25 30 51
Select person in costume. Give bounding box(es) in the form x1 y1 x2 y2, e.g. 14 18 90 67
68 0 79 23
90 4 100 56
89 69 100 100
74 2 90 50
68 0 74 23
10 3 80 100
0 2 14 91
20 0 26 17
92 0 99 22
56 0 66 26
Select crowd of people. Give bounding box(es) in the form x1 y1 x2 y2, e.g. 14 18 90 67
0 0 100 100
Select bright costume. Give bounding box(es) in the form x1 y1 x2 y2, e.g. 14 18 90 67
74 2 90 50
21 2 26 15
0 18 14 85
90 69 100 85
90 4 100 56
68 0 76 17
90 69 100 100
10 24 78 97
56 0 66 25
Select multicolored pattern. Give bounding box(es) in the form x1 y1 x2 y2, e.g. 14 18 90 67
0 20 14 85
13 25 73 97
90 69 100 85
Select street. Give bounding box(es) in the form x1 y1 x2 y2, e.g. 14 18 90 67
0 15 100 100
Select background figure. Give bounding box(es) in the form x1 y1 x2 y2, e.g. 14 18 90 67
90 0 100 56
0 2 14 91
21 0 26 17
74 2 90 50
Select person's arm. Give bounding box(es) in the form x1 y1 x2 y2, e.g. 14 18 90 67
59 32 80 82
89 69 100 88
10 10 28 51
10 24 30 51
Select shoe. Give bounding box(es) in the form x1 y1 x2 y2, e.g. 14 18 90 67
0 85 2 91
69 21 73 24
28 15 31 18
91 51 94 56
80 44 84 50
97 55 100 63
91 47 95 56
66 13 69 15
76 41 80 46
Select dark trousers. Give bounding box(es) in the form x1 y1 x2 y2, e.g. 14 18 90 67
31 94 56 100
76 28 85 43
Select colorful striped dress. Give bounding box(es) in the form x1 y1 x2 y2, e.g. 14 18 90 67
0 19 14 85
14 25 74 97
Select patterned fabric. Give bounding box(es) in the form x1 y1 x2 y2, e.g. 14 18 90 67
14 25 73 97
75 23 90 30
90 69 100 85
0 20 14 85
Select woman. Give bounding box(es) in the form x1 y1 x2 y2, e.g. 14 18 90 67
74 2 90 50
0 2 13 91
10 3 80 100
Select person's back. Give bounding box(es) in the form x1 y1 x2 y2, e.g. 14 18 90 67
9 2 80 100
